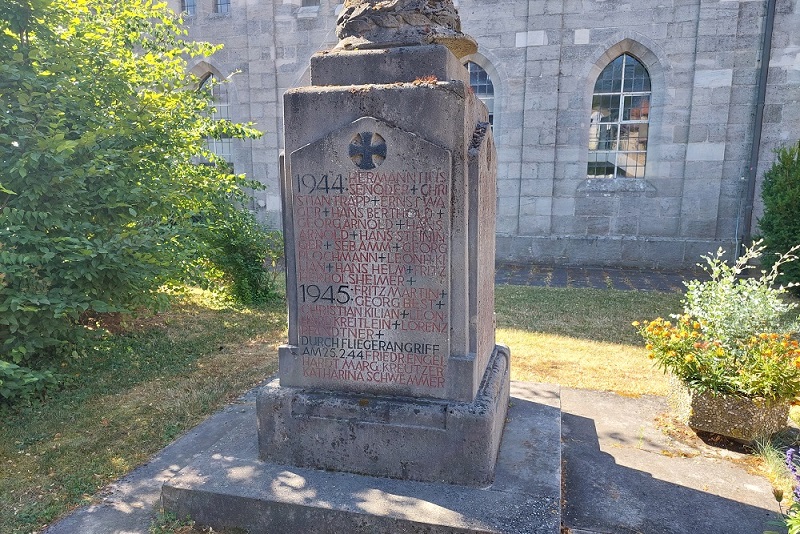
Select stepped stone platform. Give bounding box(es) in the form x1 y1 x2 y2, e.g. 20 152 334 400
44 380 783 534
161 382 562 533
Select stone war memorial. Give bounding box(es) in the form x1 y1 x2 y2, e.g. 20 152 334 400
162 1 561 531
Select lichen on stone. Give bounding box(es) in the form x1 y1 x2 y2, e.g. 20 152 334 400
335 0 477 58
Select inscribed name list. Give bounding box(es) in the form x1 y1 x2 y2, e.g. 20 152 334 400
291 123 451 395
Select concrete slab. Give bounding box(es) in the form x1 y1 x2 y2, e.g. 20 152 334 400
560 388 782 534
161 382 562 533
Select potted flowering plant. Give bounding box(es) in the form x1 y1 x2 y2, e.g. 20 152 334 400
635 241 800 442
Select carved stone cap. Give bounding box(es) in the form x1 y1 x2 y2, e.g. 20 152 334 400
335 0 478 59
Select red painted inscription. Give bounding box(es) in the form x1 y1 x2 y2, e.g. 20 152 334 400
293 167 450 391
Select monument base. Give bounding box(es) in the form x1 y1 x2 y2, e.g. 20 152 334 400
161 383 561 534
258 345 510 487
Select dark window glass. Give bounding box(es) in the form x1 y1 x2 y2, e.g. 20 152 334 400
216 0 230 14
181 0 196 16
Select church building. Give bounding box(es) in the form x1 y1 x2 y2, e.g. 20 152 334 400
166 0 800 268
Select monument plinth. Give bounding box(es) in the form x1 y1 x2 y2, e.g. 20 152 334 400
161 4 563 532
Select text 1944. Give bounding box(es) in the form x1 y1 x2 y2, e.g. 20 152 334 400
296 174 347 195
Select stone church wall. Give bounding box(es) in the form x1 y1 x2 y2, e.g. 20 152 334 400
168 0 800 269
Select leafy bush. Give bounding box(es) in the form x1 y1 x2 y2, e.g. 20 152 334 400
196 209 284 305
760 141 800 290
0 360 59 407
636 241 800 399
0 0 265 403
682 241 799 345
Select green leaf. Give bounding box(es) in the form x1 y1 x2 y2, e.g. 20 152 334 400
0 0 269 371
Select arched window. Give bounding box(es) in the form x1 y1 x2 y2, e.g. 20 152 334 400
199 74 232 163
587 53 651 178
466 61 495 125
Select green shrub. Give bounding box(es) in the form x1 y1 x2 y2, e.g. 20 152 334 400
0 0 263 403
682 241 799 346
759 141 800 289
196 210 284 305
636 241 800 399
0 360 60 407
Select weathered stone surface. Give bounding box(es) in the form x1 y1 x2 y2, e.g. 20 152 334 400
282 116 453 399
269 39 505 490
261 345 510 486
161 382 561 534
282 50 496 404
667 376 789 443
310 45 470 87
176 0 800 270
335 0 477 58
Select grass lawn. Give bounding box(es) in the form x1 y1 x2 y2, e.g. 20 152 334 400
1 291 288 534
0 284 682 534
496 284 681 396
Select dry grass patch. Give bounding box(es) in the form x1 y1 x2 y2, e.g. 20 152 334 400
496 285 681 396
502 329 669 396
0 290 287 534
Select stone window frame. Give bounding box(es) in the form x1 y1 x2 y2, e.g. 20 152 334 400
580 38 666 194
587 53 652 179
461 53 501 130
296 0 321 18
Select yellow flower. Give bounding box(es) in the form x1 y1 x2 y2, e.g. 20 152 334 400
685 354 694 363
632 321 640 327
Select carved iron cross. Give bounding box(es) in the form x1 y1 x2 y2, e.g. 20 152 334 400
349 131 387 170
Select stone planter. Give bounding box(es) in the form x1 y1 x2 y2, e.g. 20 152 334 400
667 375 790 443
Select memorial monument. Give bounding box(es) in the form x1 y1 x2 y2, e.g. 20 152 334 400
162 2 561 531
262 0 508 486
